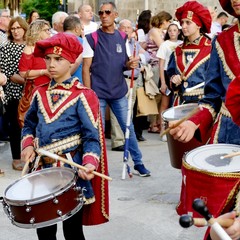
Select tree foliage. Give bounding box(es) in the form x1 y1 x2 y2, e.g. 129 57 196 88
21 0 60 24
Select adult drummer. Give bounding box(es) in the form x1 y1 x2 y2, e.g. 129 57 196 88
169 0 240 146
167 0 212 105
21 32 109 240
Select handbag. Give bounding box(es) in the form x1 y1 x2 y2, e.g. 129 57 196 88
18 71 34 128
136 87 159 117
143 64 159 99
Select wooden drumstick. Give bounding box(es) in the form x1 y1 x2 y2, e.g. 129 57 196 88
37 149 112 181
220 151 240 159
21 159 30 177
179 214 234 228
192 198 232 240
160 107 199 137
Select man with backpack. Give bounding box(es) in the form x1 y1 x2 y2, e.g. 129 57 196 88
82 1 150 177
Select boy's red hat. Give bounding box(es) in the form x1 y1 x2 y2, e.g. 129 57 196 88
219 0 238 17
34 32 83 63
175 1 212 33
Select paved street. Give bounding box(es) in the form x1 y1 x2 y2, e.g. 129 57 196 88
0 131 207 240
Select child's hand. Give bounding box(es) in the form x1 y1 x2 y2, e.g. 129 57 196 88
77 163 96 180
21 146 36 163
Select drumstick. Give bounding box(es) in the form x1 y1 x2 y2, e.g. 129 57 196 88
21 159 30 177
160 107 199 137
185 82 205 93
220 151 240 159
193 198 232 240
37 149 112 181
179 214 234 228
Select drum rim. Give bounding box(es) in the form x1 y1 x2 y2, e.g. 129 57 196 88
162 103 198 121
4 167 77 205
183 143 240 175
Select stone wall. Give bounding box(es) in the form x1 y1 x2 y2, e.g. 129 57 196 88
68 0 234 23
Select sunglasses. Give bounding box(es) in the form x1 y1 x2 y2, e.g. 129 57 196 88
98 10 112 16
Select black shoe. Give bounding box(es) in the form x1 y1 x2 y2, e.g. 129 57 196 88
137 135 146 142
112 145 125 151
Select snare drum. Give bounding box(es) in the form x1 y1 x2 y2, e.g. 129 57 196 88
162 103 210 169
1 167 84 229
177 144 240 218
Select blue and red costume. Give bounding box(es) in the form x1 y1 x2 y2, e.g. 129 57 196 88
21 77 109 226
190 23 240 145
167 36 211 105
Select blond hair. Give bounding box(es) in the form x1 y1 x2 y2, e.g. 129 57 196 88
26 19 50 46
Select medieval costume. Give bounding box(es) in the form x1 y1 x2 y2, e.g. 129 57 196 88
21 33 109 240
167 1 212 105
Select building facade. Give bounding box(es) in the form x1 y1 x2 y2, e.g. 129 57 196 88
68 0 229 23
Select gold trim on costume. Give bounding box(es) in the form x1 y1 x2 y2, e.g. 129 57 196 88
216 40 236 81
79 93 98 129
181 55 210 81
98 109 109 220
83 196 96 205
199 103 217 119
37 92 80 124
183 88 204 96
46 89 72 112
220 102 231 118
48 77 78 90
35 134 81 153
213 114 221 144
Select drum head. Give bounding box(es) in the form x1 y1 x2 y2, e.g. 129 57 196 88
5 167 76 202
162 103 198 121
185 144 240 173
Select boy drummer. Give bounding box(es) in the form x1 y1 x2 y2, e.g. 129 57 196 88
21 32 109 240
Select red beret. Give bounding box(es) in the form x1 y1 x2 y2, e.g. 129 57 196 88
175 1 212 33
225 76 240 126
219 0 238 17
34 32 83 63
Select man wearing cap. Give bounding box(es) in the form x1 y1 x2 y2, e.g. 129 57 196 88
21 32 109 240
167 0 212 105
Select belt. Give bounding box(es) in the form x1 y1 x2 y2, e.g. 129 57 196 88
41 150 77 165
124 75 138 80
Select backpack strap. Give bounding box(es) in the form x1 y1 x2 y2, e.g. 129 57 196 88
91 31 98 48
118 30 127 40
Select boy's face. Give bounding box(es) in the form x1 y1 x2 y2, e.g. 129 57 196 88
45 54 71 83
